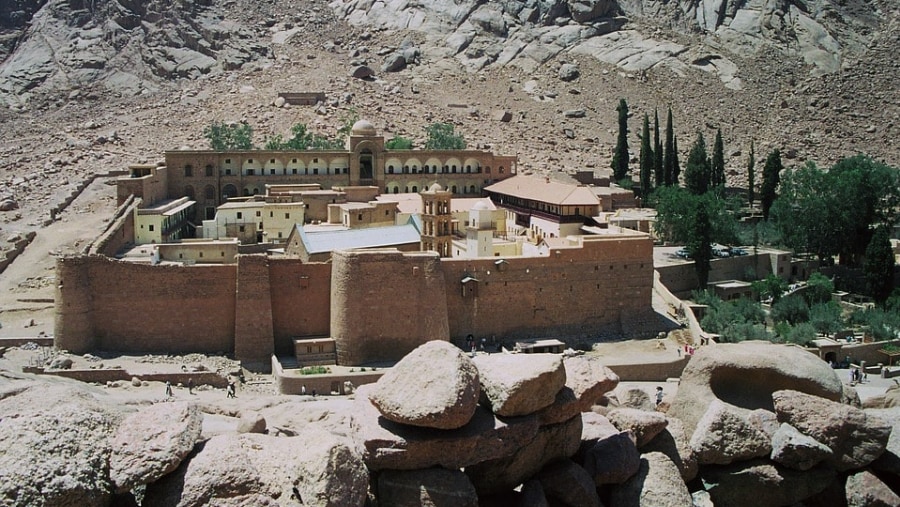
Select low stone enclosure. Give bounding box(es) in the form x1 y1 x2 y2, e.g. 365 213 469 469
4 340 898 506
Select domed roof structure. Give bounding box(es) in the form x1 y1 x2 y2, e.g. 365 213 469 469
427 182 444 192
472 200 490 211
351 119 377 136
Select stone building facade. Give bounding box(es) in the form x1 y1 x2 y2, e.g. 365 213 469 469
120 120 517 225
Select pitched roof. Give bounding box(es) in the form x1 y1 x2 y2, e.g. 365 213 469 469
484 175 600 206
297 220 421 255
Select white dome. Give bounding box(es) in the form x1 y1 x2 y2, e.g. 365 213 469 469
472 200 490 211
428 182 444 192
351 119 377 136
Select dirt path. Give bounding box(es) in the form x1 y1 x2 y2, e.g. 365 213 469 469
0 177 116 338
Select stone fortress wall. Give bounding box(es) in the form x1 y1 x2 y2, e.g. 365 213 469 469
55 232 654 367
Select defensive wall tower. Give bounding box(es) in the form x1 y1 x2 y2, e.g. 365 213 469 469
234 254 275 370
54 256 97 353
330 249 450 365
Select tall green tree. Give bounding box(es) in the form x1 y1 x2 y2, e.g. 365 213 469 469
652 187 738 251
663 107 674 187
204 121 254 150
691 198 713 288
760 149 783 221
684 133 711 195
865 226 896 304
425 123 466 149
639 114 653 198
672 133 681 185
711 128 725 189
611 99 630 182
747 141 756 208
771 162 836 261
653 109 663 188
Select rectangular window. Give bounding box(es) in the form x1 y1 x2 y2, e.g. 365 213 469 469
292 168 297 174
225 169 232 175
205 166 213 177
225 158 231 164
247 169 255 176
237 212 242 219
270 158 275 163
148 225 154 232
256 211 261 217
270 169 275 175
247 159 253 163
285 213 290 219
313 158 318 163
313 168 318 175
270 211 274 217
199 252 203 258
239 226 245 232
184 166 192 177
278 232 283 238
292 158 297 163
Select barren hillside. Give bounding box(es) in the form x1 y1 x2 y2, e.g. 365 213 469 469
1 0 898 239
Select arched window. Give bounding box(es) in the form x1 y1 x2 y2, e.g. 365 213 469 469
412 186 418 192
451 185 457 193
204 185 215 200
466 165 471 173
388 165 394 174
451 165 457 173
412 165 418 174
470 185 476 194
393 186 399 194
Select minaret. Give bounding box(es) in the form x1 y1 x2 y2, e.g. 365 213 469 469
466 200 493 257
420 183 452 257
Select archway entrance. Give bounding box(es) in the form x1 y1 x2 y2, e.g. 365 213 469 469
359 150 374 182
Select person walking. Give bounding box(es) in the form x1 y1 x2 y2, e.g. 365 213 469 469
226 381 236 398
165 381 173 398
187 378 194 395
655 386 664 406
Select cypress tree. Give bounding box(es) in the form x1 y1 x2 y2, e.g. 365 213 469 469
712 128 725 189
865 226 896 304
747 141 756 208
691 198 713 288
664 107 674 186
672 133 681 185
653 109 663 187
684 133 710 195
611 99 630 182
639 113 653 198
760 149 783 221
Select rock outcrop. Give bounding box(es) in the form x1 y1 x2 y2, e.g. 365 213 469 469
474 353 566 417
369 340 480 430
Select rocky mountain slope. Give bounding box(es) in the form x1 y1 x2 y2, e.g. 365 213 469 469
0 0 897 237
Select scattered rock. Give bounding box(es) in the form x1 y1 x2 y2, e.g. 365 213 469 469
606 407 668 447
377 468 478 507
237 411 267 434
773 389 891 471
47 355 73 370
769 423 832 471
130 376 142 387
369 341 479 430
845 469 900 507
491 110 512 122
558 63 580 81
581 429 640 485
351 65 375 79
690 399 771 465
382 53 407 72
699 459 836 507
563 109 586 118
473 353 565 417
609 451 692 507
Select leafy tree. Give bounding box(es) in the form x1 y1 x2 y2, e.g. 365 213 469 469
639 114 653 198
663 107 675 187
611 99 630 181
771 294 809 325
696 292 769 343
425 123 466 150
809 301 843 335
652 186 738 248
770 162 835 261
711 128 725 189
385 136 413 150
204 121 254 150
684 133 711 195
865 226 896 304
747 141 756 208
804 272 835 305
653 108 663 189
752 274 788 303
783 322 817 346
760 149 783 221
336 107 359 138
263 134 285 151
849 307 900 341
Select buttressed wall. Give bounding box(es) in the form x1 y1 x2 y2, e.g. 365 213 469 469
330 249 451 365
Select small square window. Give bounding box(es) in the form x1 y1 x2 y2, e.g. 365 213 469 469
247 158 253 163
225 158 231 164
149 225 155 232
270 158 275 163
256 211 261 217
239 226 245 232
285 213 290 219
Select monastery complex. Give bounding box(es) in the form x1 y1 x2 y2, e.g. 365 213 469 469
56 120 664 369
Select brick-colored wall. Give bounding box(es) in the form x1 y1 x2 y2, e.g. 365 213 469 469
234 254 274 367
269 259 332 355
443 235 653 342
330 249 451 365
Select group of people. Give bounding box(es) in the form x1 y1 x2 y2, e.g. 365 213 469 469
164 377 238 398
849 367 867 384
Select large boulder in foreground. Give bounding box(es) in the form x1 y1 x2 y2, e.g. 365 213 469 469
369 341 480 430
144 430 368 507
466 415 582 495
377 468 478 507
0 381 125 506
690 399 771 465
845 469 900 507
581 429 640 485
536 355 619 425
605 407 668 447
870 407 900 475
667 342 843 436
353 384 538 471
769 423 832 471
536 459 600 507
473 353 565 417
609 451 692 507
773 389 891 471
110 402 203 492
642 416 698 482
699 459 836 507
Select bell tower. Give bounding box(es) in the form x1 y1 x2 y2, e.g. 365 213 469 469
420 183 453 257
